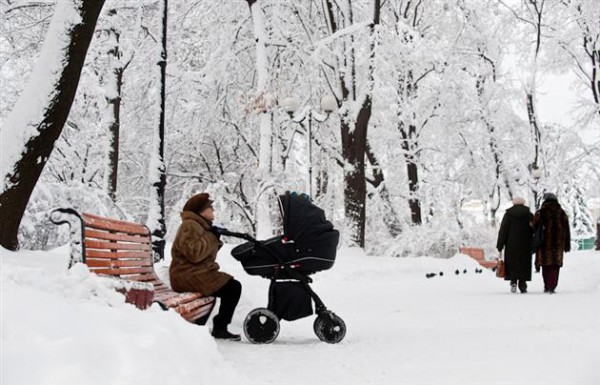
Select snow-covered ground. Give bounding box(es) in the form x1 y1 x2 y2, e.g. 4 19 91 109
2 244 599 385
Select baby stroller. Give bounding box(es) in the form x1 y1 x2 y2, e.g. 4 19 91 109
219 192 346 344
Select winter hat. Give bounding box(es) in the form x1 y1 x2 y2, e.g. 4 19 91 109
183 193 213 213
543 192 557 201
512 196 526 205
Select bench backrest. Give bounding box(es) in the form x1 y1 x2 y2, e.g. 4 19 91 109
81 213 157 281
51 209 216 323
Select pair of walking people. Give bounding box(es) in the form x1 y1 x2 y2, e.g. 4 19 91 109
496 193 571 294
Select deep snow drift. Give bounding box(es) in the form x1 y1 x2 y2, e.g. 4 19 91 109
2 245 599 385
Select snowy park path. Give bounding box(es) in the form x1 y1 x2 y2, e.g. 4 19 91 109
2 246 599 385
217 248 600 385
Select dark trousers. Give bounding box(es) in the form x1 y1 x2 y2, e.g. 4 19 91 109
542 266 560 292
211 278 242 330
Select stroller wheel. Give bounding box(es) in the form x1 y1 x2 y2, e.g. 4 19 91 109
243 308 280 344
313 311 346 344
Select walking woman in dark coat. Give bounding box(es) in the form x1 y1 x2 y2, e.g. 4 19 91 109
496 197 534 293
532 192 571 294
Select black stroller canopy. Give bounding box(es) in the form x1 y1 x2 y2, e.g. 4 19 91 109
232 191 339 279
278 192 336 245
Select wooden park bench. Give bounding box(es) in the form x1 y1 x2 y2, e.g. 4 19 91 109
459 247 498 270
50 208 215 325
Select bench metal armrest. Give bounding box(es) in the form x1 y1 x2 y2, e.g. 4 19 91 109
49 208 85 268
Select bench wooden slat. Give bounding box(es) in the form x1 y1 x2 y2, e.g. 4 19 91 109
82 213 149 236
181 302 215 321
85 239 151 251
459 247 498 270
115 274 160 283
148 280 167 288
459 247 485 261
86 259 154 268
154 291 206 307
85 229 151 244
480 260 499 269
92 267 155 276
176 296 215 314
86 250 152 260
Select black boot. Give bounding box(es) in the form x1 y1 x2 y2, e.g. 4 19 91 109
518 281 527 294
211 328 241 341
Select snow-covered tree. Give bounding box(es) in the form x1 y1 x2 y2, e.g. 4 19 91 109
2 0 598 255
563 184 595 241
94 5 138 202
246 0 276 239
559 0 600 116
312 0 382 247
147 0 168 262
0 0 105 250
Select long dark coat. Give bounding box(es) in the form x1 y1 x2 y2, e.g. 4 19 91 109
533 200 570 268
496 204 534 281
169 211 231 295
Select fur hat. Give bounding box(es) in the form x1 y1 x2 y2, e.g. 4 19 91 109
543 192 557 201
183 193 213 213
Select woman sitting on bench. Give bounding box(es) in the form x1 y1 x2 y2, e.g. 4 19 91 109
170 193 242 341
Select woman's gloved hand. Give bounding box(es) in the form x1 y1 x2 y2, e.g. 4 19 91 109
209 225 226 240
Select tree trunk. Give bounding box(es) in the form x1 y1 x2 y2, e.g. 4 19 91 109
0 0 105 250
527 91 542 207
147 0 168 262
102 7 129 203
341 107 369 247
475 74 513 226
573 2 600 114
365 141 402 237
398 70 422 225
589 46 599 113
246 0 274 239
315 147 329 199
324 0 380 248
524 0 544 208
593 48 600 112
400 122 422 225
105 64 123 202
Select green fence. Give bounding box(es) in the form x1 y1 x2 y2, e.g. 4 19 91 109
576 238 596 251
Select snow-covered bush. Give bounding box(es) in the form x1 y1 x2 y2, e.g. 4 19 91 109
19 181 126 250
382 220 461 258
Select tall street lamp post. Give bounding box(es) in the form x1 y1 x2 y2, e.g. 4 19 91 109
281 95 337 197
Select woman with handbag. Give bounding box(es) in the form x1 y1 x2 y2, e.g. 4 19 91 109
496 197 534 293
532 192 571 294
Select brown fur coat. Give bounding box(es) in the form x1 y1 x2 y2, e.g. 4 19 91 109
169 211 231 295
533 200 571 268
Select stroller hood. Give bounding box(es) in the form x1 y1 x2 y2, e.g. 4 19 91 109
232 192 339 278
279 192 338 247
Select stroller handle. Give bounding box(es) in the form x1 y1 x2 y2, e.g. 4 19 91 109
218 229 257 243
